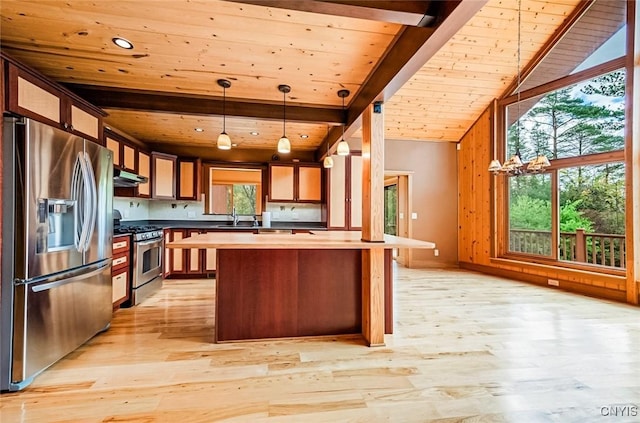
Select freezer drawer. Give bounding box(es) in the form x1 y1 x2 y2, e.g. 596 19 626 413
11 262 112 389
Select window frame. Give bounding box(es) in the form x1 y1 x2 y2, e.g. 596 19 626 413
495 58 627 276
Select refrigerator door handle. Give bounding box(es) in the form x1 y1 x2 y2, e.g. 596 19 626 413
82 152 98 253
29 260 112 293
71 153 84 251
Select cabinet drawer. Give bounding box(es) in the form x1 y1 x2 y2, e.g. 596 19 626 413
113 236 130 254
112 270 128 303
112 252 129 270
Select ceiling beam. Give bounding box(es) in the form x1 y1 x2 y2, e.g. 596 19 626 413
228 0 436 27
315 0 487 159
65 84 344 125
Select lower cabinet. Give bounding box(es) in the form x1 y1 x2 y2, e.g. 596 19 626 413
164 229 234 278
112 235 131 308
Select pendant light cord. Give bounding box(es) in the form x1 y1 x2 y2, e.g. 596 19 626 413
515 0 522 157
283 89 286 136
341 96 346 140
222 85 226 133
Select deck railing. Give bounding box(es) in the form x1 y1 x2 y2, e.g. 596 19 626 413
509 229 626 269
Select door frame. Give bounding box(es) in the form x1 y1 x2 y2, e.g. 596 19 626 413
384 170 413 267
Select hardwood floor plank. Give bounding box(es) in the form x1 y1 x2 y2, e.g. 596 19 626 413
1 266 638 422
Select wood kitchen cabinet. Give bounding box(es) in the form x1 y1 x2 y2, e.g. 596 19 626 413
177 158 201 201
328 154 362 230
164 228 255 278
105 129 137 172
269 163 322 203
151 152 177 200
4 57 105 142
164 229 186 277
137 150 151 198
112 235 131 309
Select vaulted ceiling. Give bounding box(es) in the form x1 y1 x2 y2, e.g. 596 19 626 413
0 0 583 161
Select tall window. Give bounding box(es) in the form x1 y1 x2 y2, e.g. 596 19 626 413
500 0 626 271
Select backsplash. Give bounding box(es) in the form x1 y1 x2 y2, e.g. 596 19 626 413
265 202 322 222
114 197 322 222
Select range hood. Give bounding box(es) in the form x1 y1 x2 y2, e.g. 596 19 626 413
113 168 148 187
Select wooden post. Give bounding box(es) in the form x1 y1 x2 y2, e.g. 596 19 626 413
575 228 586 263
361 102 385 346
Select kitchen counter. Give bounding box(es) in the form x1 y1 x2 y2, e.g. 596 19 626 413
167 231 435 343
167 230 435 249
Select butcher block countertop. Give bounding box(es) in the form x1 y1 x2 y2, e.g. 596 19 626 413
167 230 436 250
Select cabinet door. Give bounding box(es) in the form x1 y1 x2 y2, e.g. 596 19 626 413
187 230 202 274
69 103 100 141
138 151 151 197
9 65 61 125
177 158 201 200
328 156 347 228
106 137 122 168
164 229 171 278
269 165 295 201
112 270 128 304
152 153 177 199
297 166 321 202
349 155 363 229
123 144 137 172
171 230 185 273
204 230 217 272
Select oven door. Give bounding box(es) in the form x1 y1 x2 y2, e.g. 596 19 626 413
133 238 162 288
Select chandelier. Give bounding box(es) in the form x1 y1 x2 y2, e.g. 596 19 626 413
488 0 550 176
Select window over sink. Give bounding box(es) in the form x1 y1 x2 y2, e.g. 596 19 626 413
204 167 263 216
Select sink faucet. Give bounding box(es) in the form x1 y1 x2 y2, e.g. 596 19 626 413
231 207 239 226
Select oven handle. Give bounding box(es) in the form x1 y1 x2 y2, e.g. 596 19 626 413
136 238 162 247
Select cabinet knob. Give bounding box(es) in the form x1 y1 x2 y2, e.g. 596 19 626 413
63 122 69 129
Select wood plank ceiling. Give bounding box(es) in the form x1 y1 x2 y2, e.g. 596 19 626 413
0 0 583 158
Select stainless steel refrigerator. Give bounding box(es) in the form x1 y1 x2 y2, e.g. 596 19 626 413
1 117 113 391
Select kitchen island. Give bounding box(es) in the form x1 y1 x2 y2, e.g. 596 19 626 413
168 231 435 344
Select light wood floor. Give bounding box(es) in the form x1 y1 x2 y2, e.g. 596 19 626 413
1 267 639 422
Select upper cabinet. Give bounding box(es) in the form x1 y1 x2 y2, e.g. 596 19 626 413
151 152 177 200
137 151 151 198
177 158 201 201
269 163 322 203
4 58 105 142
328 154 362 230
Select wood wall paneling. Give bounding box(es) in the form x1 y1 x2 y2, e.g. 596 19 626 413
457 100 632 304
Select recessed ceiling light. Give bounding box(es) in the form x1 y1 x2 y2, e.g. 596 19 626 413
194 127 204 132
231 143 238 147
112 37 133 49
300 134 309 139
250 131 259 136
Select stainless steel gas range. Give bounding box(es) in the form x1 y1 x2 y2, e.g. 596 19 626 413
113 219 163 306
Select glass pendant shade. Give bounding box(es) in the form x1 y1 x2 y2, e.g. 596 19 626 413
336 139 350 156
323 155 334 168
488 159 502 173
277 136 291 154
217 132 231 150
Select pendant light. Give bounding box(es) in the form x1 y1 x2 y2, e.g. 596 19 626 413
323 126 334 168
336 89 350 156
277 84 291 154
488 0 549 175
217 79 232 150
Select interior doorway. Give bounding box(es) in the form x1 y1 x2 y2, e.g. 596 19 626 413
384 172 413 267
384 183 398 236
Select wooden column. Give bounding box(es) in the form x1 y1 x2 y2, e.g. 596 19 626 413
361 102 386 346
626 1 640 304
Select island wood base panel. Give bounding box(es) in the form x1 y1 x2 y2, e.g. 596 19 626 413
215 249 393 342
